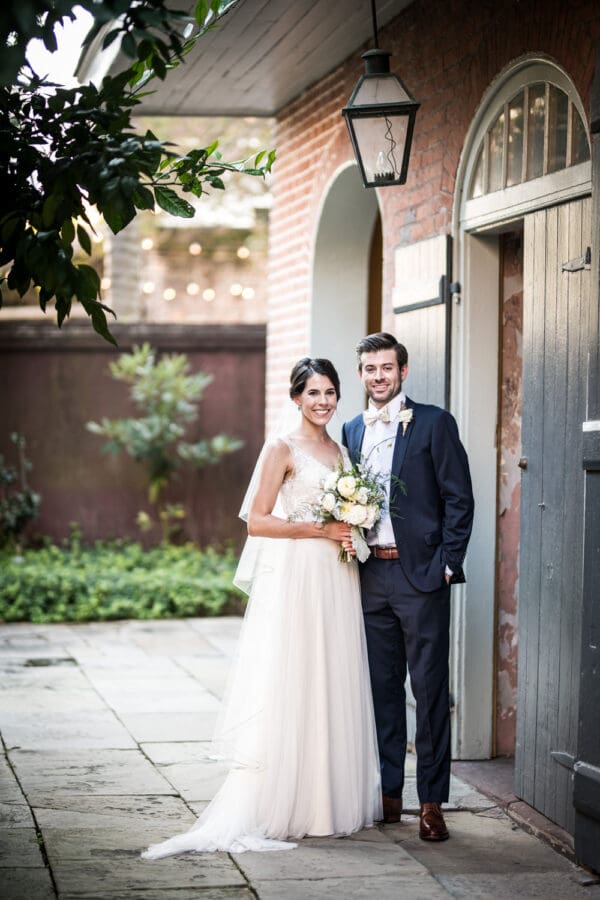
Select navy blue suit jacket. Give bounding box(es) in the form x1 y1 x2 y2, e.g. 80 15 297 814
342 398 474 593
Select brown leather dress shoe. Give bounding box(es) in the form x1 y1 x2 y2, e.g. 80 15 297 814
382 795 402 823
419 802 449 841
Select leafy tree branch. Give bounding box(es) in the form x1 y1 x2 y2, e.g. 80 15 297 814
0 1 275 343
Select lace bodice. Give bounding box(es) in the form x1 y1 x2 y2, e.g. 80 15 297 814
279 438 348 522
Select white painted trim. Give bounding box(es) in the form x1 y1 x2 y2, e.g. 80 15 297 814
451 232 499 760
462 162 591 232
456 57 591 232
583 421 600 432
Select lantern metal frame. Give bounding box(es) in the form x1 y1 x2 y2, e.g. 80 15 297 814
342 3 419 188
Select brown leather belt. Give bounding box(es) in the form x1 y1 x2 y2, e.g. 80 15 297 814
371 545 400 560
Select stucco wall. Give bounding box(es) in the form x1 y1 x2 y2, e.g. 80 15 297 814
0 323 265 549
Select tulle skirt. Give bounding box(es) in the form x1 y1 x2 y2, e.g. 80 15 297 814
142 536 382 857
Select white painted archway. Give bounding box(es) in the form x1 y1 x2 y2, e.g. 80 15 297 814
310 163 380 432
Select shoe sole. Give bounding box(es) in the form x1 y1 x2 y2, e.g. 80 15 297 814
419 832 449 842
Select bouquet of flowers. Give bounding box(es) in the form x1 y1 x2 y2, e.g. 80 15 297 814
316 461 387 562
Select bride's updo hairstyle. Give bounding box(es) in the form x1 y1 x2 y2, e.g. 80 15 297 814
289 357 341 401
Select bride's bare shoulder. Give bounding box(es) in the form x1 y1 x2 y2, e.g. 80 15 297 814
262 437 293 466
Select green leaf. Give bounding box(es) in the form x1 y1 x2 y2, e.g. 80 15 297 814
195 0 209 26
61 219 75 247
91 307 118 347
154 187 195 218
42 194 61 227
102 28 122 51
77 225 92 256
133 186 155 210
121 32 137 59
55 295 72 327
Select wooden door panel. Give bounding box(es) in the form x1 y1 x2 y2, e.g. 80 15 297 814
515 198 590 833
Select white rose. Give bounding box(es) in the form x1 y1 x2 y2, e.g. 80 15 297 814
321 492 336 513
337 475 357 499
323 471 338 491
355 487 369 504
363 505 378 529
344 503 368 526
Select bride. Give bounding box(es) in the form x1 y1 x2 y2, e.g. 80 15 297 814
142 357 381 858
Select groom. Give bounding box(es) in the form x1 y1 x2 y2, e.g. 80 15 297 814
342 332 474 842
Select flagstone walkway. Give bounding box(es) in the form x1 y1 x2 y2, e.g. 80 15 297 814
1 618 598 899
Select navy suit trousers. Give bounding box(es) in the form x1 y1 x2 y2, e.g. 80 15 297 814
360 555 451 803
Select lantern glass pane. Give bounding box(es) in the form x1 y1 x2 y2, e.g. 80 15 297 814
352 114 409 184
353 74 411 106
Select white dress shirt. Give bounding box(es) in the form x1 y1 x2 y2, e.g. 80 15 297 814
360 393 405 547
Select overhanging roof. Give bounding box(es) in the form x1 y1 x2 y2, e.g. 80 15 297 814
78 0 414 117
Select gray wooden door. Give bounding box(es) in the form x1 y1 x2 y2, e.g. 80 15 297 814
515 198 591 833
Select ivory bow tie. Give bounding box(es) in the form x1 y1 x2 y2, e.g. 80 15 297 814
363 406 391 426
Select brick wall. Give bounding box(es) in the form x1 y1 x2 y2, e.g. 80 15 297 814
267 0 600 420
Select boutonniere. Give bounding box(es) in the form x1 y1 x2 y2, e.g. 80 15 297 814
399 407 413 435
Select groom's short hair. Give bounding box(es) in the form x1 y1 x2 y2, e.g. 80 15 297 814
356 332 408 371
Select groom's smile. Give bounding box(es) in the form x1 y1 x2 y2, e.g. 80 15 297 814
358 348 408 409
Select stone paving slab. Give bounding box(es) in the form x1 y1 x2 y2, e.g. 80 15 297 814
436 871 600 899
0 801 36 827
1 866 56 900
11 749 174 802
140 743 229 800
117 711 219 743
83 676 221 715
54 854 247 896
0 666 92 691
156 762 228 803
0 755 24 802
1 710 137 751
140 741 214 765
42 825 193 863
71 654 183 674
60 890 254 900
170 657 232 699
234 834 426 882
129 628 222 658
252 874 452 899
33 795 195 829
0 826 46 867
0 687 108 714
387 810 576 874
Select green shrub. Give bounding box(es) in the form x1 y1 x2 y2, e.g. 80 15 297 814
0 541 245 623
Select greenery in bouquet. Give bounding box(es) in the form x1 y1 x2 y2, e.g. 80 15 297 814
315 462 388 562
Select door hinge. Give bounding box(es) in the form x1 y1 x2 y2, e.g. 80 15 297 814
562 246 591 272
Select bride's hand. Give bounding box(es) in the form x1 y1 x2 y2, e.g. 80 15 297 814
321 521 352 543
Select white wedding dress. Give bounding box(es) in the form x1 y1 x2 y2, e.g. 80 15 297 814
142 439 382 858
